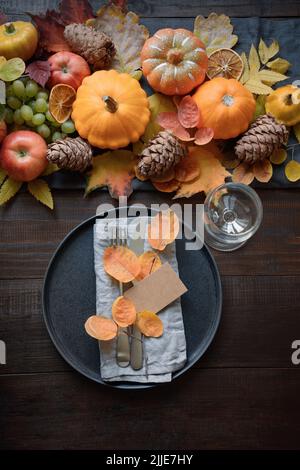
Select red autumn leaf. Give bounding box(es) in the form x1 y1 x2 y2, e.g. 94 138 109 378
26 61 51 88
0 11 7 25
29 12 70 53
172 126 195 141
178 95 201 128
58 0 94 26
194 127 214 145
157 112 181 131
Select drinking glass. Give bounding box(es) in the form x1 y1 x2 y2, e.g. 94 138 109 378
204 182 263 252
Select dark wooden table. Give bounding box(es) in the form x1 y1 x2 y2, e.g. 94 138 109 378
1 0 300 451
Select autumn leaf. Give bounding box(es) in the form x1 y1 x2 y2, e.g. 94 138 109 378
252 160 273 182
240 52 249 84
0 58 25 82
86 150 136 199
42 162 60 176
58 0 94 25
267 57 291 74
258 39 279 64
26 61 51 88
257 69 287 85
173 148 230 199
293 123 300 143
28 179 54 209
0 177 22 205
285 160 300 182
177 96 200 128
270 149 287 165
249 44 260 73
194 12 238 55
29 11 70 53
245 79 273 95
194 127 214 145
232 163 254 185
253 95 266 121
0 168 7 186
141 93 176 144
87 4 149 77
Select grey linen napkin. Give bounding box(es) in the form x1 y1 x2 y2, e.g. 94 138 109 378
93 217 187 383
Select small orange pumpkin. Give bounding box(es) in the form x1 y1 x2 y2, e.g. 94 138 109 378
193 77 255 139
72 70 150 149
141 28 208 95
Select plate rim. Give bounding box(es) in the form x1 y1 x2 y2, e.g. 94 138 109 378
42 207 222 390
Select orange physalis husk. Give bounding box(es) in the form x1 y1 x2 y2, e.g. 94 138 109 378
148 209 180 251
112 296 136 327
49 84 76 123
103 245 141 283
175 155 200 182
152 179 180 192
137 311 164 338
85 315 117 341
136 251 162 281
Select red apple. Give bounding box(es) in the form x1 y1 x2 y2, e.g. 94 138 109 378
48 51 91 90
0 120 7 144
0 130 48 182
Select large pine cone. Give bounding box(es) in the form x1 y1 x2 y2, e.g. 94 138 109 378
137 131 187 178
47 137 92 172
235 114 289 164
64 23 116 69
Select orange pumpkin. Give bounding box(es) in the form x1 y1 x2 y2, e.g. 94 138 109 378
141 28 208 95
72 70 150 149
193 77 255 139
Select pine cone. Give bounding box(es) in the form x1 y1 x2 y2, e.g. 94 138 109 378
47 137 92 172
64 23 116 69
137 131 187 178
235 114 289 164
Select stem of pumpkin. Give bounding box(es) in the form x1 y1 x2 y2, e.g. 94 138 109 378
102 95 118 113
4 23 16 34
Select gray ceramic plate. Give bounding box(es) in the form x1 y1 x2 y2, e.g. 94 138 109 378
42 208 222 389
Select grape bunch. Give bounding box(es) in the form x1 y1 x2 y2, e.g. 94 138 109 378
4 78 76 142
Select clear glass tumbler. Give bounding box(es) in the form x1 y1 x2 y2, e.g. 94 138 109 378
204 182 263 252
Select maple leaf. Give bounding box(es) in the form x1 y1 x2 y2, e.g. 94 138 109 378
86 150 136 199
87 5 149 77
58 0 94 25
29 12 70 53
26 61 51 88
173 147 230 199
194 12 238 55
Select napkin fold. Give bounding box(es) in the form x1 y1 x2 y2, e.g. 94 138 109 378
94 217 187 383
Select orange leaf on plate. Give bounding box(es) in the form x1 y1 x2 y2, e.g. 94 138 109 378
85 150 136 199
194 127 214 145
148 209 180 251
178 95 201 128
152 179 180 193
136 311 164 337
112 296 136 327
85 315 117 341
253 159 273 182
136 251 162 281
103 245 141 283
232 162 254 185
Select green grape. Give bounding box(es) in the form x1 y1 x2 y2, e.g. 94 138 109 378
20 105 33 122
61 120 75 134
36 90 49 101
37 124 51 139
7 96 22 110
35 98 48 113
12 80 25 100
51 119 61 128
32 113 45 126
46 110 55 122
27 100 36 111
25 80 39 98
6 84 14 97
4 108 14 124
13 109 24 125
26 119 35 128
52 131 62 142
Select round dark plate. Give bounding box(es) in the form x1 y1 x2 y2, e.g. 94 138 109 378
42 208 222 389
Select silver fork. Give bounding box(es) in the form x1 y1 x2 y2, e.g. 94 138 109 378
115 224 131 367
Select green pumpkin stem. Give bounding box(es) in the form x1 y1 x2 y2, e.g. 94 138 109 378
102 95 118 113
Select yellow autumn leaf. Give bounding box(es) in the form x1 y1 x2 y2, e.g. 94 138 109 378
270 149 287 165
245 79 273 95
239 52 249 84
267 58 291 74
253 160 273 182
28 179 54 209
87 5 149 77
173 147 230 198
258 39 279 64
42 162 60 176
285 160 300 182
257 69 287 85
232 163 254 185
0 177 22 205
248 44 260 73
86 150 136 199
141 93 176 144
253 95 266 121
0 167 7 186
293 123 300 143
193 12 238 55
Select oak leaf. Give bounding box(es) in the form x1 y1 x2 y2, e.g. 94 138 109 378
194 12 238 55
86 150 136 200
87 4 149 77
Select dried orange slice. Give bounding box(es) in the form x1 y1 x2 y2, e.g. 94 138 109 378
207 48 244 80
49 84 77 123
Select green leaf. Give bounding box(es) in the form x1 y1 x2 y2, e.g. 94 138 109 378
0 58 26 82
0 79 5 104
253 95 266 121
248 44 260 73
0 168 7 186
28 179 54 209
42 162 60 176
257 69 287 85
267 57 291 74
258 39 279 64
0 177 22 205
293 123 300 143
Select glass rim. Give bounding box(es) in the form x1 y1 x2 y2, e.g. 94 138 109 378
204 182 263 239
